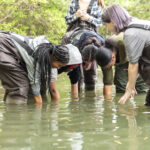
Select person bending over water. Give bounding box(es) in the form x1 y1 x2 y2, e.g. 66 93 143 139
0 31 81 104
95 32 148 97
50 29 114 100
100 4 150 105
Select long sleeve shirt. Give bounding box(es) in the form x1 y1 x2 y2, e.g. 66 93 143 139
65 0 102 27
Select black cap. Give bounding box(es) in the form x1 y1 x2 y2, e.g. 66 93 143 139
96 46 112 67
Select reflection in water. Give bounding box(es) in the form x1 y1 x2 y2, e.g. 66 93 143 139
118 105 139 150
0 73 150 149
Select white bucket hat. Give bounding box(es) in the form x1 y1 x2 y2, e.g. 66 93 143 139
65 44 82 65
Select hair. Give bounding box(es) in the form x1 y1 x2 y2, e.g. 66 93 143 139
78 32 104 62
96 37 118 67
102 4 132 33
105 38 118 50
96 46 112 67
33 43 69 93
82 44 99 62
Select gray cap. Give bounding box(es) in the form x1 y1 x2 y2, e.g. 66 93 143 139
65 44 82 65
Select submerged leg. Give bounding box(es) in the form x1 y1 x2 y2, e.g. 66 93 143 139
145 89 150 106
0 52 30 104
84 61 97 91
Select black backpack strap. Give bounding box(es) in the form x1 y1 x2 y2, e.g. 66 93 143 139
128 24 150 31
75 0 79 10
87 0 97 13
11 34 34 56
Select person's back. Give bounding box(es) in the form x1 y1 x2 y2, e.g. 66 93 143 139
70 29 104 49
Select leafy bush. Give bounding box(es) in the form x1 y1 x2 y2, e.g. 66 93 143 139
99 0 150 36
0 0 69 44
0 0 150 43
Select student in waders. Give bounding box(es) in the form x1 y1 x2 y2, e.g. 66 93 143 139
0 31 81 104
101 4 150 105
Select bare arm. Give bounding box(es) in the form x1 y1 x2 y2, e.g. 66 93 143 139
119 63 138 104
103 85 112 100
71 83 78 99
50 82 60 101
34 95 42 104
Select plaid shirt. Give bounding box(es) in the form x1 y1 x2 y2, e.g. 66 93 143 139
65 0 102 27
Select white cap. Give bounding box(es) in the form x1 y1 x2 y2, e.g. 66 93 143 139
65 44 82 65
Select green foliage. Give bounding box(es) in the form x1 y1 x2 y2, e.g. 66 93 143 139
0 0 69 44
99 0 150 36
0 0 150 43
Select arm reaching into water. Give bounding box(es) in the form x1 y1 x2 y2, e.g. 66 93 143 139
118 63 138 104
34 95 42 104
71 83 79 99
50 82 60 101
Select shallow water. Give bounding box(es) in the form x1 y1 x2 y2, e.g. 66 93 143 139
0 70 150 150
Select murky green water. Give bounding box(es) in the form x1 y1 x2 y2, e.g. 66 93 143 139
0 70 150 150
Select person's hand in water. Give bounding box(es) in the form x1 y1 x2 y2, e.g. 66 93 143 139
130 88 137 98
118 88 137 104
34 95 42 104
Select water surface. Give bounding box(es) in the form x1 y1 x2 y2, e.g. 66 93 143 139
0 71 150 150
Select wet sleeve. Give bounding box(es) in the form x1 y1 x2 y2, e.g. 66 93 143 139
102 67 113 85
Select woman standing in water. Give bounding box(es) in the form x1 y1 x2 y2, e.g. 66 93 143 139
0 31 81 104
101 4 150 105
